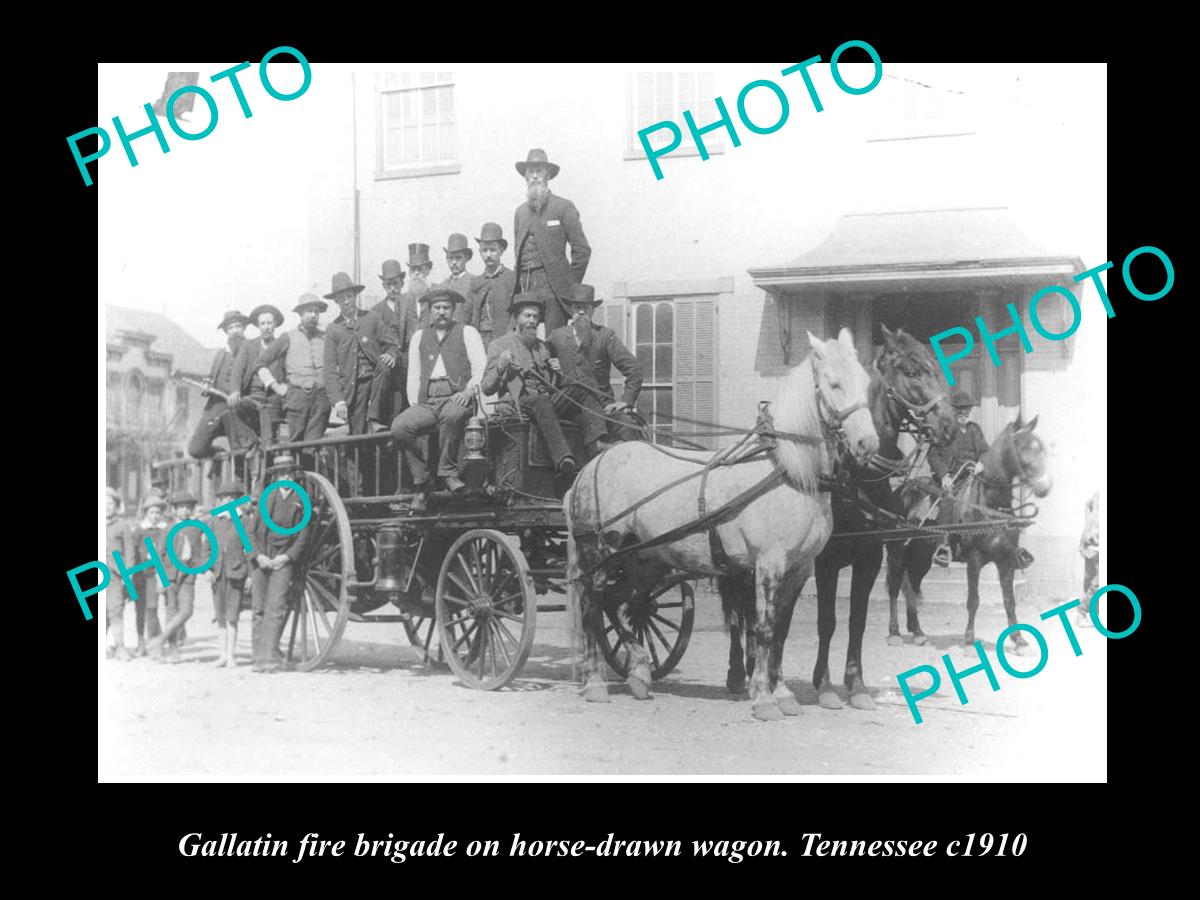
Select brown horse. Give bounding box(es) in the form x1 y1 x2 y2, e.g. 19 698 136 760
725 327 957 709
896 415 1052 649
565 329 879 721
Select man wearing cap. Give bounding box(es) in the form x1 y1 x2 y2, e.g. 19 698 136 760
930 390 989 566
255 294 332 443
482 294 608 476
250 452 311 673
132 494 170 656
391 288 487 506
105 487 134 660
187 310 261 461
547 283 643 442
512 149 591 334
150 490 205 659
231 304 286 442
438 234 477 312
367 259 411 419
323 271 399 435
466 223 516 345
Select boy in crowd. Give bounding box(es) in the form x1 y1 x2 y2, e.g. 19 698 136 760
150 490 205 661
208 481 250 668
133 495 169 656
251 451 310 673
105 487 133 660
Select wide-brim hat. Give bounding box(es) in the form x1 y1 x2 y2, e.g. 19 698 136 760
169 491 199 506
516 148 560 179
324 271 366 300
444 233 473 260
249 304 284 327
407 243 432 268
140 495 168 513
267 450 298 470
424 288 467 308
476 222 508 251
950 389 976 409
217 310 251 331
214 480 244 498
379 259 406 281
294 292 328 314
509 293 545 314
568 283 602 308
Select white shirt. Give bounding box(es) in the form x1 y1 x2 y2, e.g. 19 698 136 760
406 324 487 404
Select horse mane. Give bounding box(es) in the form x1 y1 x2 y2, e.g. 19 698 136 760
769 357 827 493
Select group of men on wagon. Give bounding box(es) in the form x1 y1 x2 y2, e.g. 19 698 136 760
185 148 644 504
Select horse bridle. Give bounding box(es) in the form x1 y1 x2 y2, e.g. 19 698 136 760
811 356 869 445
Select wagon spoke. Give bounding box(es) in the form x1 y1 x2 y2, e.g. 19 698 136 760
650 612 680 632
453 619 480 652
642 626 662 671
493 608 525 623
646 618 671 654
443 608 474 628
490 620 514 668
307 591 324 655
493 616 520 652
445 571 476 602
454 555 481 594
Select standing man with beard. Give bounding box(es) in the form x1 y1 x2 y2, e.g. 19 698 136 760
547 283 643 442
187 310 259 462
230 304 286 443
391 289 487 508
512 149 591 334
467 223 515 345
323 271 397 434
482 294 609 476
254 294 332 444
368 259 409 418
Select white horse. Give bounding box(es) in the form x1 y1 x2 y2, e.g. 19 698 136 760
565 329 879 721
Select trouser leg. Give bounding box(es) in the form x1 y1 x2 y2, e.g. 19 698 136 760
264 565 293 660
161 579 194 644
164 586 180 646
436 398 470 477
305 389 332 440
521 394 571 465
347 382 371 435
187 402 229 459
143 574 162 641
106 585 127 655
250 567 268 663
392 404 439 485
554 385 607 447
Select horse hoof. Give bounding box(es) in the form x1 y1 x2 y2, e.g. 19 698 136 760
886 634 904 647
627 675 652 701
818 690 844 710
849 691 877 711
912 634 929 646
1007 640 1029 656
775 694 803 716
581 684 611 703
752 702 785 722
963 634 975 647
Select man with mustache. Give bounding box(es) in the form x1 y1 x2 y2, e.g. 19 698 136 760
187 309 259 462
465 222 515 344
391 288 487 509
547 283 643 442
512 149 591 334
254 294 332 443
404 242 435 329
482 294 609 477
367 259 410 418
437 233 477 312
230 303 286 442
323 271 398 435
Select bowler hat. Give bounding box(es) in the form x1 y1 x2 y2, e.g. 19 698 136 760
169 491 199 506
324 271 366 299
475 222 508 251
214 480 243 498
516 148 560 179
950 389 976 409
267 449 298 471
407 243 432 268
444 233 473 260
141 495 168 513
249 304 284 327
379 259 406 281
510 293 545 314
217 310 251 331
294 292 328 314
424 288 467 308
569 283 602 308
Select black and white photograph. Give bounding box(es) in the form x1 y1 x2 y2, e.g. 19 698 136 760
95 59 1110 781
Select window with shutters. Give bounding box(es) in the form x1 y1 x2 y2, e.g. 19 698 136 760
376 72 460 179
626 72 722 160
631 296 717 449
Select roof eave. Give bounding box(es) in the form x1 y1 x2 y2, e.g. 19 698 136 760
748 256 1087 288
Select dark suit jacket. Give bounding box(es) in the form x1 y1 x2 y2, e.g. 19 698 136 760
395 289 428 355
231 336 283 394
548 322 643 407
481 330 557 402
207 338 243 399
250 488 311 562
928 422 989 481
324 311 398 407
467 265 516 339
513 192 590 301
209 516 250 581
366 297 407 382
162 518 210 583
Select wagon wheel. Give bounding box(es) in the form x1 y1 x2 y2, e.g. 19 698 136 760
435 529 536 690
599 578 695 680
281 471 353 671
403 612 446 667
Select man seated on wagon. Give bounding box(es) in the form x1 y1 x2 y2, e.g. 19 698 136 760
546 283 643 442
930 389 988 566
482 293 611 477
391 288 487 508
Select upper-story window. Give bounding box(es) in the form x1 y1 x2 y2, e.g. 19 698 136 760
377 72 459 179
626 72 722 160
